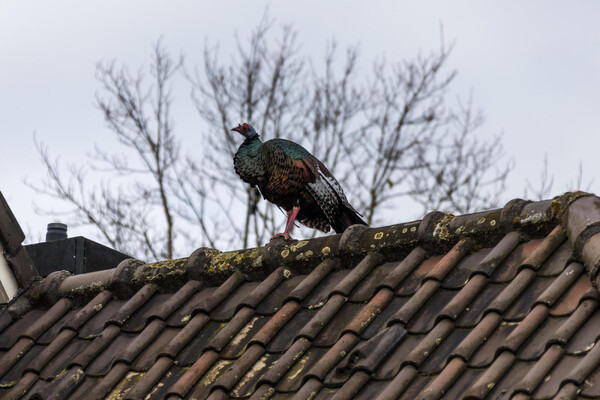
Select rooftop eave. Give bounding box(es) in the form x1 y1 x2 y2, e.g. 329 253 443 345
12 191 595 309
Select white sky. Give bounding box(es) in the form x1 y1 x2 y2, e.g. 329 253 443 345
1 1 599 245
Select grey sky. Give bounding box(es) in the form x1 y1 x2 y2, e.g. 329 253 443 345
1 1 599 244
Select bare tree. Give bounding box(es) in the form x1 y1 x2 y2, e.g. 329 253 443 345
29 42 185 260
32 16 512 259
525 155 593 200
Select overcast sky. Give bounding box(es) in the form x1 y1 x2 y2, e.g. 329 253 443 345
1 1 599 245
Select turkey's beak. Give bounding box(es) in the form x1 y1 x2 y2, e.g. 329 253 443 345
231 125 242 133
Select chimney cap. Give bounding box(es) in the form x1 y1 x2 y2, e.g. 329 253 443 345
46 223 67 242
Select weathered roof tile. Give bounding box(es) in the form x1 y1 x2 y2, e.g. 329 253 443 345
6 193 600 399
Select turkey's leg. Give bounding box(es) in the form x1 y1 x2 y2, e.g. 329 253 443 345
272 206 300 240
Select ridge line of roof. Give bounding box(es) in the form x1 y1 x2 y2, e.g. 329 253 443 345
11 191 600 311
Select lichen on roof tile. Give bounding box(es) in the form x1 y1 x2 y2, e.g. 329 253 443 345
5 193 600 399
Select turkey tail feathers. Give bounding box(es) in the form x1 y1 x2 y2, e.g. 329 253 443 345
331 204 368 234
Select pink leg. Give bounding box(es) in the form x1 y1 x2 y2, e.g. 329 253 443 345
272 206 300 240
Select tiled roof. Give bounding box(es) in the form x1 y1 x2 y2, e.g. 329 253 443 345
0 191 38 302
3 192 600 399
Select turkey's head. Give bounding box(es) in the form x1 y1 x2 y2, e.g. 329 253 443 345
231 123 258 139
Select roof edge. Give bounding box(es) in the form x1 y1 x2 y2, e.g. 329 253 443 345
17 191 600 307
0 191 38 288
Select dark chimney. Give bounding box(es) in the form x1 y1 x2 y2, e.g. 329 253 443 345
46 223 67 242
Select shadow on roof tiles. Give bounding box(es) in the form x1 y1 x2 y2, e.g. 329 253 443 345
419 328 470 374
312 302 363 347
187 359 233 399
517 314 569 361
266 308 316 353
581 367 600 397
362 296 408 340
0 343 43 388
86 331 137 376
468 321 518 368
276 346 328 393
221 315 270 359
39 337 89 380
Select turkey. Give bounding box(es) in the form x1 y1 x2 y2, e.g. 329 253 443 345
232 123 367 240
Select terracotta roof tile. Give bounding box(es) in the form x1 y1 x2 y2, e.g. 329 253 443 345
132 326 179 370
331 253 383 296
169 349 219 397
395 255 442 296
267 308 315 352
362 296 408 339
260 337 311 385
454 312 503 362
330 370 369 400
514 344 565 395
306 332 360 382
213 343 265 392
489 240 541 283
376 247 427 292
313 302 362 346
417 357 466 400
533 354 583 398
297 294 346 340
7 193 600 398
286 259 337 303
277 347 327 392
425 238 475 282
301 269 348 309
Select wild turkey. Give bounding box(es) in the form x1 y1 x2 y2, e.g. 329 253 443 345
232 123 367 239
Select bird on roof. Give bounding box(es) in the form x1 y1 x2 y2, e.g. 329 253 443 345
232 123 367 240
